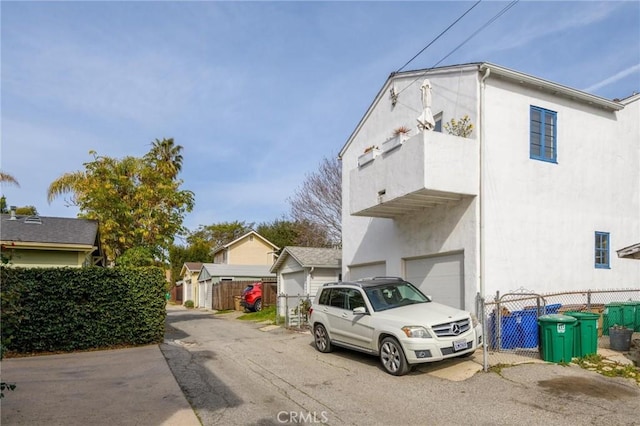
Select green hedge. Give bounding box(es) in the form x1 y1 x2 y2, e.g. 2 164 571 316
0 266 166 353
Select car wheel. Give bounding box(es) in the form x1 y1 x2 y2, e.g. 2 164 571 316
313 324 333 353
254 299 262 312
380 337 410 376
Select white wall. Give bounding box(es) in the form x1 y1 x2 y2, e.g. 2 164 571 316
481 80 640 295
342 65 640 308
342 68 480 310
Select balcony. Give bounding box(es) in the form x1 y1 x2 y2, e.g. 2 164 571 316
349 131 478 218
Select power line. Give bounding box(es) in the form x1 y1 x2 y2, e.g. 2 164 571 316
430 0 520 70
396 0 483 73
397 0 520 96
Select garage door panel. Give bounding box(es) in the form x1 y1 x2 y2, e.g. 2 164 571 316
282 271 305 295
405 254 463 309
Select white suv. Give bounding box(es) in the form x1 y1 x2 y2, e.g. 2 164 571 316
308 277 482 376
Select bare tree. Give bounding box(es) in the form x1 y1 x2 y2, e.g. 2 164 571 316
288 156 341 245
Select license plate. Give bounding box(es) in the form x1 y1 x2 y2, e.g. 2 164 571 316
453 339 467 351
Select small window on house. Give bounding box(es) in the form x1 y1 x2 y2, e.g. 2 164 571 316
595 232 610 269
530 106 557 163
434 112 443 133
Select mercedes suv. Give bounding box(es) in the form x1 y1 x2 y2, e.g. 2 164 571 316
308 277 482 376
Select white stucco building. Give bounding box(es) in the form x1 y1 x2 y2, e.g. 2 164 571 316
339 62 640 311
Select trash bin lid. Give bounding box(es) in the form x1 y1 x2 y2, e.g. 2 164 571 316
564 311 600 320
537 314 578 323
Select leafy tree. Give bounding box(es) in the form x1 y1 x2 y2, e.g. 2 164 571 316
168 240 211 286
15 206 38 215
0 197 38 215
288 156 341 245
187 221 253 249
115 247 156 268
47 139 194 263
256 218 330 251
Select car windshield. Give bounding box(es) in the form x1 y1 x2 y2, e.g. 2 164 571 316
364 282 430 312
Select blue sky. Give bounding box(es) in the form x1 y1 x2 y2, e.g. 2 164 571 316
2 1 639 234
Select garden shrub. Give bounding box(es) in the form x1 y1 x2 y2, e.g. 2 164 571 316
0 266 166 354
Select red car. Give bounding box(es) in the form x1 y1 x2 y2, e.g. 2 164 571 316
240 282 263 312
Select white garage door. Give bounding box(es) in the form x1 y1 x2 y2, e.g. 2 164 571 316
282 271 305 295
405 253 464 309
349 262 386 281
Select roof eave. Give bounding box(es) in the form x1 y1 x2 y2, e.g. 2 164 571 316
479 62 624 111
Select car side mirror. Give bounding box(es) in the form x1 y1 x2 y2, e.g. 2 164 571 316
353 306 367 315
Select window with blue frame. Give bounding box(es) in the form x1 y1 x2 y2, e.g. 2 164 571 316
595 232 610 268
530 106 557 162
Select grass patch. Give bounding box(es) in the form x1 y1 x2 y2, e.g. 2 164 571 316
215 309 235 314
238 305 276 323
573 353 640 384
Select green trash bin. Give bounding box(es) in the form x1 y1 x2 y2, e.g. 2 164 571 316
602 302 635 335
564 311 600 357
538 314 577 363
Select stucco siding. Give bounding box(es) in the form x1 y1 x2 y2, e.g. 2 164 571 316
481 79 640 295
342 65 639 310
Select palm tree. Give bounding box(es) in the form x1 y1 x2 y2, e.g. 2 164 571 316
145 138 184 178
47 171 85 205
0 171 20 187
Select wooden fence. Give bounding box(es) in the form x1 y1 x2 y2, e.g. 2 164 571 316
212 279 277 311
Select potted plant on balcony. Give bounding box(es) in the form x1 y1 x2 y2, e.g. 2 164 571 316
382 126 411 153
358 145 380 167
444 115 473 138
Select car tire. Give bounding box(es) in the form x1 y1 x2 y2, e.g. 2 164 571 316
313 324 333 353
380 337 410 376
254 299 262 312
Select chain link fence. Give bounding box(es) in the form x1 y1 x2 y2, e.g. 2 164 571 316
480 288 640 370
276 294 312 330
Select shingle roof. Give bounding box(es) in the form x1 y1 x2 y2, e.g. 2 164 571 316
0 214 99 246
270 246 342 272
184 262 204 271
200 263 275 279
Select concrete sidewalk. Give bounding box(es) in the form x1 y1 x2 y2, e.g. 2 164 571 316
0 345 200 426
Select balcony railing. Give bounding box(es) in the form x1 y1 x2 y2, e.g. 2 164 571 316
349 131 478 218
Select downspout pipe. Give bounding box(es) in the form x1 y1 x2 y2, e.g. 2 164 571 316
479 66 490 300
479 66 490 373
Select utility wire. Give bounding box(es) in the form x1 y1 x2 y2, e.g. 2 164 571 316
397 0 520 95
430 0 520 70
396 0 483 73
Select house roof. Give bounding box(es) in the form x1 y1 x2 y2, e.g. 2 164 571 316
0 214 99 247
199 263 275 280
270 246 342 273
338 62 625 159
211 230 279 255
183 262 203 271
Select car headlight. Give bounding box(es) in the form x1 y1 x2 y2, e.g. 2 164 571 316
470 314 479 328
401 326 432 338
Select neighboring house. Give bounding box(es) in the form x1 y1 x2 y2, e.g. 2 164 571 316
339 62 640 311
212 231 278 265
196 263 275 310
180 262 203 307
0 208 105 268
270 246 342 317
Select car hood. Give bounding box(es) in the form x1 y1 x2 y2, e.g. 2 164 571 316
373 302 470 326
